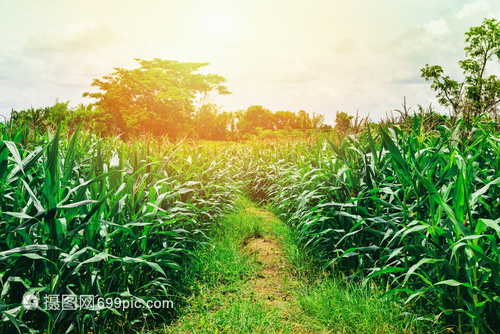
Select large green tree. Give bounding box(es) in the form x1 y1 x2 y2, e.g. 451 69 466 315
421 18 500 117
83 58 230 137
237 105 274 134
192 103 232 141
273 110 299 130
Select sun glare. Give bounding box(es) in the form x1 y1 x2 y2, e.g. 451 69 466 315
200 9 234 43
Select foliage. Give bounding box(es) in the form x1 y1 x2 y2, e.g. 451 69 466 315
381 99 448 137
236 105 274 135
9 100 331 143
4 104 500 333
82 58 230 138
10 18 500 334
191 103 232 141
10 100 71 133
421 18 500 119
332 110 369 143
0 124 239 333
234 105 329 140
9 101 100 141
333 111 353 136
238 114 500 333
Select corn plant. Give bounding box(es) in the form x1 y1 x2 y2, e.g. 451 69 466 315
0 126 239 333
240 114 500 333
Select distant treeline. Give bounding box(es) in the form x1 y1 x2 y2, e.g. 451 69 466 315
9 100 332 141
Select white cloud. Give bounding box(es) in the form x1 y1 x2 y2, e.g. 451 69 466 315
423 19 451 36
0 20 121 115
272 62 318 84
24 22 116 53
3 0 500 123
455 0 490 20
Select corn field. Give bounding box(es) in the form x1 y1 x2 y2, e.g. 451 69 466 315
1 114 500 333
0 123 239 333
246 116 500 333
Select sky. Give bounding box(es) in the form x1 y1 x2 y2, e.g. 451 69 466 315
1 0 500 125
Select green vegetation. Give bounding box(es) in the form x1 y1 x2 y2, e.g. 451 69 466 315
9 60 331 141
3 110 500 333
2 16 500 334
154 199 287 334
157 199 425 334
271 201 428 334
422 18 500 120
9 100 330 142
244 113 500 333
82 59 230 138
0 124 238 333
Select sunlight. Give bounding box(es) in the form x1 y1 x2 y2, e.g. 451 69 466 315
200 8 234 43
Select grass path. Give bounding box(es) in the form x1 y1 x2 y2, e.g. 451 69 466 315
146 198 428 334
243 206 294 308
147 198 323 333
240 206 321 333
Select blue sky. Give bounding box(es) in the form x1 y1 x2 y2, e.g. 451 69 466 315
1 0 499 125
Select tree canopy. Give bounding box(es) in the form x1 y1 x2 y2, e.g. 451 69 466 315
421 18 500 117
83 58 230 137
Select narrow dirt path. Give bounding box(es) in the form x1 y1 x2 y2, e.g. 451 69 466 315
243 207 293 307
241 206 319 333
156 200 325 333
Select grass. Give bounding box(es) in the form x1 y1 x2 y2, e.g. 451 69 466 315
183 198 264 291
159 294 292 334
296 278 430 333
268 204 436 334
154 198 298 334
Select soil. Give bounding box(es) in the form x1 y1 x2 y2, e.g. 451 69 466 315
242 206 320 333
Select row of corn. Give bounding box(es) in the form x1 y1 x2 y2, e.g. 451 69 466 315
0 123 240 333
243 116 500 333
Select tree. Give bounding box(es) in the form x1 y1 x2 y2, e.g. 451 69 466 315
334 111 353 137
237 105 273 135
310 111 326 130
66 103 95 130
83 58 230 137
49 99 71 124
192 103 231 140
421 18 500 117
11 106 49 129
297 110 312 130
273 110 299 130
10 99 70 131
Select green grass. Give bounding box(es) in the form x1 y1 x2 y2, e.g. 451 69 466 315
296 278 431 334
157 198 433 334
153 199 298 334
182 199 264 290
158 294 294 334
